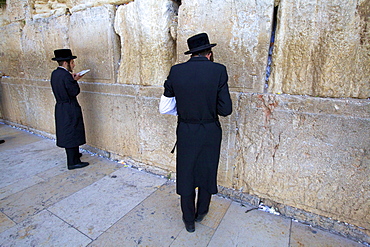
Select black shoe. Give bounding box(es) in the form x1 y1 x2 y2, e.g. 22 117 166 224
68 162 89 170
0 140 5 144
195 212 207 222
79 153 83 158
182 218 195 233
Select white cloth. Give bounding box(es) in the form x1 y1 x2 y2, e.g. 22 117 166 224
159 95 177 116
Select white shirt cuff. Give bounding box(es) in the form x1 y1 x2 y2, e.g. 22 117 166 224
159 95 177 116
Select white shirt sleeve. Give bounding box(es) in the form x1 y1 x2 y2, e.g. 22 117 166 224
159 95 177 116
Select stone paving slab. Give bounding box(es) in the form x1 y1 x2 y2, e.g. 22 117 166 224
49 167 167 239
0 210 91 247
0 139 64 189
196 195 231 230
0 156 121 224
89 181 182 246
0 174 45 201
290 221 364 247
0 127 45 151
0 211 15 234
208 201 291 246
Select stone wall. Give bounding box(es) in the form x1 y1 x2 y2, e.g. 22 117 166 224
269 0 370 98
0 0 369 243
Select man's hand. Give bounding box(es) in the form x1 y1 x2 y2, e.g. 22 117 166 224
72 73 84 81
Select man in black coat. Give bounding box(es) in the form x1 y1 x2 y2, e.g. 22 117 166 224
160 33 232 232
51 49 89 170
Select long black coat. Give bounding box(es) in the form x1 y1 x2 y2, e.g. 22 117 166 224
51 67 86 148
164 56 232 196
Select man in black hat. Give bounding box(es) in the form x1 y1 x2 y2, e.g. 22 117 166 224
51 49 89 170
159 33 232 232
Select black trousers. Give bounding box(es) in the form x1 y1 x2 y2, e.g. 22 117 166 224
181 187 212 223
65 147 81 167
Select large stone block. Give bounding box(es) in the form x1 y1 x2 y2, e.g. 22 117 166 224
40 15 71 73
0 78 27 124
137 86 177 173
22 80 55 133
6 0 31 21
177 0 274 92
78 83 140 157
0 78 55 132
228 93 370 229
114 0 178 86
0 22 24 77
269 0 370 98
70 5 120 83
21 19 55 80
0 4 10 26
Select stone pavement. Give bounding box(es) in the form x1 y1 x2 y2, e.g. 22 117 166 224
0 123 366 247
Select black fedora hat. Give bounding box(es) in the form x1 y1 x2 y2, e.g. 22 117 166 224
52 49 77 61
184 33 217 55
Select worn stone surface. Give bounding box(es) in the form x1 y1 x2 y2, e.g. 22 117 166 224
0 78 56 134
290 222 366 247
48 167 167 239
269 0 370 98
0 210 92 246
4 0 31 22
69 5 119 83
208 202 291 246
0 124 368 245
0 22 24 77
114 0 178 86
78 83 141 157
228 93 370 230
177 0 274 92
20 16 70 79
89 181 182 246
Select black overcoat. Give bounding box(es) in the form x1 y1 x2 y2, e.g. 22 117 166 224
164 56 232 196
51 67 86 148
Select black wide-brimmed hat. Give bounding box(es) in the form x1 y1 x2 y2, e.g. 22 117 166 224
184 33 217 55
51 49 77 61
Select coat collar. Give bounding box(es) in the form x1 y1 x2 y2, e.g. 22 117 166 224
187 56 210 62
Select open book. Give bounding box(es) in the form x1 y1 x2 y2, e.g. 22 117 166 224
77 69 90 76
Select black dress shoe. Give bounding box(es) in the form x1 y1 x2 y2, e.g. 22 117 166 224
68 162 89 170
182 218 195 233
195 212 207 222
0 140 5 144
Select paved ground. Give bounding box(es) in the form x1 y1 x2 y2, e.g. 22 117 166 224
0 123 366 247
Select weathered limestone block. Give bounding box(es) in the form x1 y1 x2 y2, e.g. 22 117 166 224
217 92 239 186
22 80 56 133
0 22 24 77
0 78 27 125
78 83 140 158
93 0 132 5
6 0 31 21
0 78 55 133
114 0 178 86
269 0 370 98
177 0 274 92
70 0 133 7
0 5 9 27
137 87 177 173
20 16 70 79
228 93 370 229
69 5 119 83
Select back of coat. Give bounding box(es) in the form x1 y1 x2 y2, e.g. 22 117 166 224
51 67 86 148
164 56 232 196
